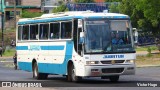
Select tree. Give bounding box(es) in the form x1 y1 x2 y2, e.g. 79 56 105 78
118 0 141 28
135 0 160 35
21 10 43 18
105 0 160 37
118 0 160 36
104 0 121 13
52 4 69 13
109 3 120 13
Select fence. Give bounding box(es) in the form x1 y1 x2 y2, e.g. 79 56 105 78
66 3 118 12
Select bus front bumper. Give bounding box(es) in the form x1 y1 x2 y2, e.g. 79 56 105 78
83 64 135 77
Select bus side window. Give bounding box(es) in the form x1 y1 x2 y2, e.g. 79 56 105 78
39 24 49 40
18 26 22 41
50 23 60 39
22 25 29 40
30 25 38 40
78 28 83 55
61 21 72 39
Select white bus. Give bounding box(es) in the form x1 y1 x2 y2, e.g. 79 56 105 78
16 11 136 82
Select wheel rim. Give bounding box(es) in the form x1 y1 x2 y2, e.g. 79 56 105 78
72 68 75 81
34 66 38 77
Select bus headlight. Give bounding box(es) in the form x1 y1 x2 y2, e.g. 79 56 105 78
125 60 135 63
86 61 99 65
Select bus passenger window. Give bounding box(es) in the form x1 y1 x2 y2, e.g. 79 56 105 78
22 25 29 40
61 21 72 39
18 26 22 40
50 23 60 39
30 25 38 40
39 24 49 40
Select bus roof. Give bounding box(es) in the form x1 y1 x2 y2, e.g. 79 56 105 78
18 11 130 25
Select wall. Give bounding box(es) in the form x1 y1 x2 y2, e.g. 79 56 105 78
21 0 41 7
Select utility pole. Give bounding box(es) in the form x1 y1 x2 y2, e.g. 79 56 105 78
1 0 4 56
14 0 16 28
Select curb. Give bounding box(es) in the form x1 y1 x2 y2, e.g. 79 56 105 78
0 61 13 63
136 65 160 68
0 57 12 59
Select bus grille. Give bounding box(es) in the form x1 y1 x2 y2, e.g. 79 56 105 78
102 68 124 73
101 60 124 64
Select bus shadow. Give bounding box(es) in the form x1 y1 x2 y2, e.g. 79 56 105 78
25 76 140 87
46 76 133 84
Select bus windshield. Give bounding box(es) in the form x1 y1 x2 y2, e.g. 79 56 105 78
84 19 134 53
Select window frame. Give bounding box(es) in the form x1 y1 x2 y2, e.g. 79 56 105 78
29 24 39 40
49 22 60 40
17 25 23 41
60 20 73 39
22 25 30 40
39 23 50 40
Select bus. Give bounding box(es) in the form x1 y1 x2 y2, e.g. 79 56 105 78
16 11 136 82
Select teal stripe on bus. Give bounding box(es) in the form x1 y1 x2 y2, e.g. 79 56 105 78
18 62 32 72
16 46 28 50
16 45 65 50
41 46 64 50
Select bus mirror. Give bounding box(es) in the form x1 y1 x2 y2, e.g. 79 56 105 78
79 32 84 44
80 32 84 38
132 28 138 44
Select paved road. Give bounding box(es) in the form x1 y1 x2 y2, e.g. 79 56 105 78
0 58 160 90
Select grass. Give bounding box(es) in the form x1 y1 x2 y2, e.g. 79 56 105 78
136 53 160 67
136 46 158 51
3 48 16 57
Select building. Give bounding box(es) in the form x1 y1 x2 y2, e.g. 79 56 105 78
21 0 41 6
41 0 60 13
4 0 41 28
41 0 76 13
2 0 109 28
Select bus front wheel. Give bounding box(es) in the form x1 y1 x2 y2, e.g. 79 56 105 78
70 65 82 82
33 63 48 80
67 64 81 82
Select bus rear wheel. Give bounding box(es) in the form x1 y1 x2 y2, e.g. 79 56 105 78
109 76 119 82
33 62 48 80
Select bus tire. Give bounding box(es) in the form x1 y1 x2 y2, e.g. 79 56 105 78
109 76 119 82
71 64 81 82
33 62 48 80
41 73 48 80
67 64 72 82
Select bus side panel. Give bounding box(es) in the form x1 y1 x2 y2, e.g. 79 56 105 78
38 41 73 75
16 44 32 72
61 41 74 74
18 61 32 72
